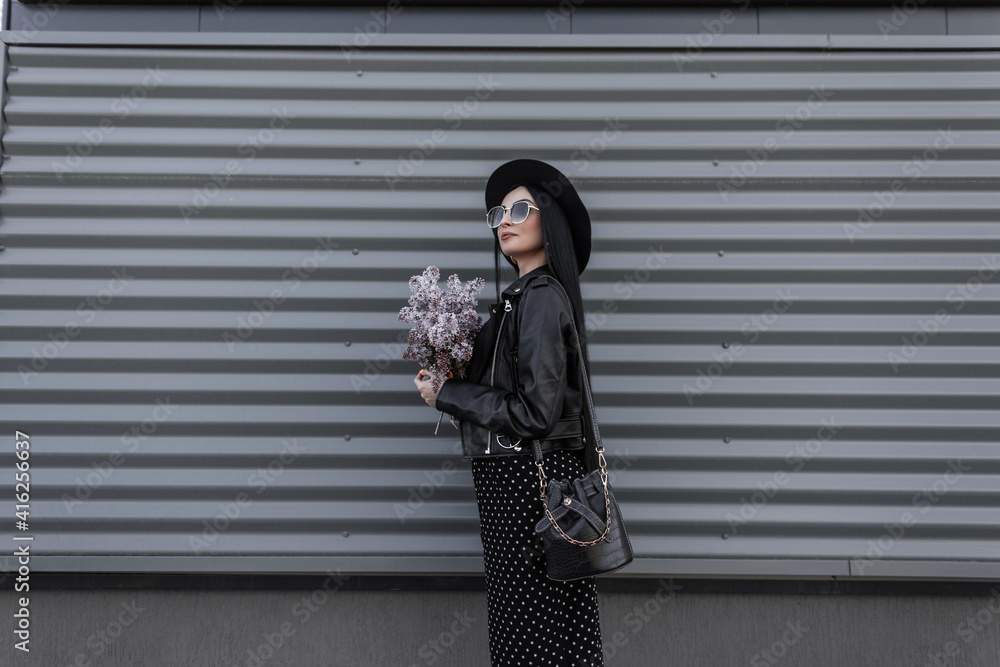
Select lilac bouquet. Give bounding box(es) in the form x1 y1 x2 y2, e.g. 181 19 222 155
399 266 486 432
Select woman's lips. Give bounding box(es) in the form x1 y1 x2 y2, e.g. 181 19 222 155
500 232 516 240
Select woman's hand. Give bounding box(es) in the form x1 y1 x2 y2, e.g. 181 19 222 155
414 370 443 409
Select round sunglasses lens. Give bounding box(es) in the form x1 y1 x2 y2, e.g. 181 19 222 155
487 206 503 227
510 201 530 223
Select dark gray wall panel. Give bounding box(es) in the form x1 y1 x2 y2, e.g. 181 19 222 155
199 7 392 34
758 7 947 34
573 8 759 34
0 43 998 579
379 7 573 34
3 587 1000 667
8 3 1000 36
10 3 200 31
948 8 1000 35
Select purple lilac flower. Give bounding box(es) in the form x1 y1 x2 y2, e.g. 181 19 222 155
399 265 486 396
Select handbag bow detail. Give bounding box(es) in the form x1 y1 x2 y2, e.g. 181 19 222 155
534 477 611 541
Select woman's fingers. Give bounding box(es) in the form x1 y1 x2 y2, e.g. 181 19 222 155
414 371 435 405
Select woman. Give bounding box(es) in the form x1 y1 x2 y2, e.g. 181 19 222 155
413 159 605 666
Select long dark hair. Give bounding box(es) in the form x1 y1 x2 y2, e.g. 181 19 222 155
491 181 600 472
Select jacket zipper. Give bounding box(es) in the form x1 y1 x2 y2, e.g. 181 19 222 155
486 298 512 455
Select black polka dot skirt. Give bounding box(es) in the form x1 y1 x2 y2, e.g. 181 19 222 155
471 448 605 667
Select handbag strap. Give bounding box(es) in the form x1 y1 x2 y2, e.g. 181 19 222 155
530 278 612 547
528 277 603 460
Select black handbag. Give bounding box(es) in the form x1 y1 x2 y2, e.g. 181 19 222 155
531 280 634 582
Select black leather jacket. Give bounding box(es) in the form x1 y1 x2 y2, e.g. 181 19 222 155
435 264 586 459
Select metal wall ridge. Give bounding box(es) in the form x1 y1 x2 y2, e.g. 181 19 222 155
4 31 1000 49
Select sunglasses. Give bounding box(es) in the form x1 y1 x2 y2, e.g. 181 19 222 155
486 200 540 229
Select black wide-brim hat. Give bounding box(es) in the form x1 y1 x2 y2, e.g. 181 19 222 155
485 159 591 274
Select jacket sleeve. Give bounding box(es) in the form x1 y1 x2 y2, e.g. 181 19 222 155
434 283 570 440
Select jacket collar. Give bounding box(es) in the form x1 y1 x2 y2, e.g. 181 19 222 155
501 263 553 299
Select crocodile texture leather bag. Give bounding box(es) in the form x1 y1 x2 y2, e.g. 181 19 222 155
531 281 634 582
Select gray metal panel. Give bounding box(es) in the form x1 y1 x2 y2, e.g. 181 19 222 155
199 7 393 34
4 4 999 38
381 7 573 34
759 7 947 35
573 8 759 34
10 2 200 32
948 8 1000 35
4 31 1000 49
1 42 999 579
7 587 1000 667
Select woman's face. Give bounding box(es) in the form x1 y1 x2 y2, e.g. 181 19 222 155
496 185 545 272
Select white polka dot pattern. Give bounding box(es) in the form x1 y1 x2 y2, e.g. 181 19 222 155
472 448 605 666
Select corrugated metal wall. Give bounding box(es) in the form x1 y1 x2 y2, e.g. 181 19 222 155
1 41 998 578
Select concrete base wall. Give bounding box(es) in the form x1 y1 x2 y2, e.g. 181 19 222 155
3 586 999 666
